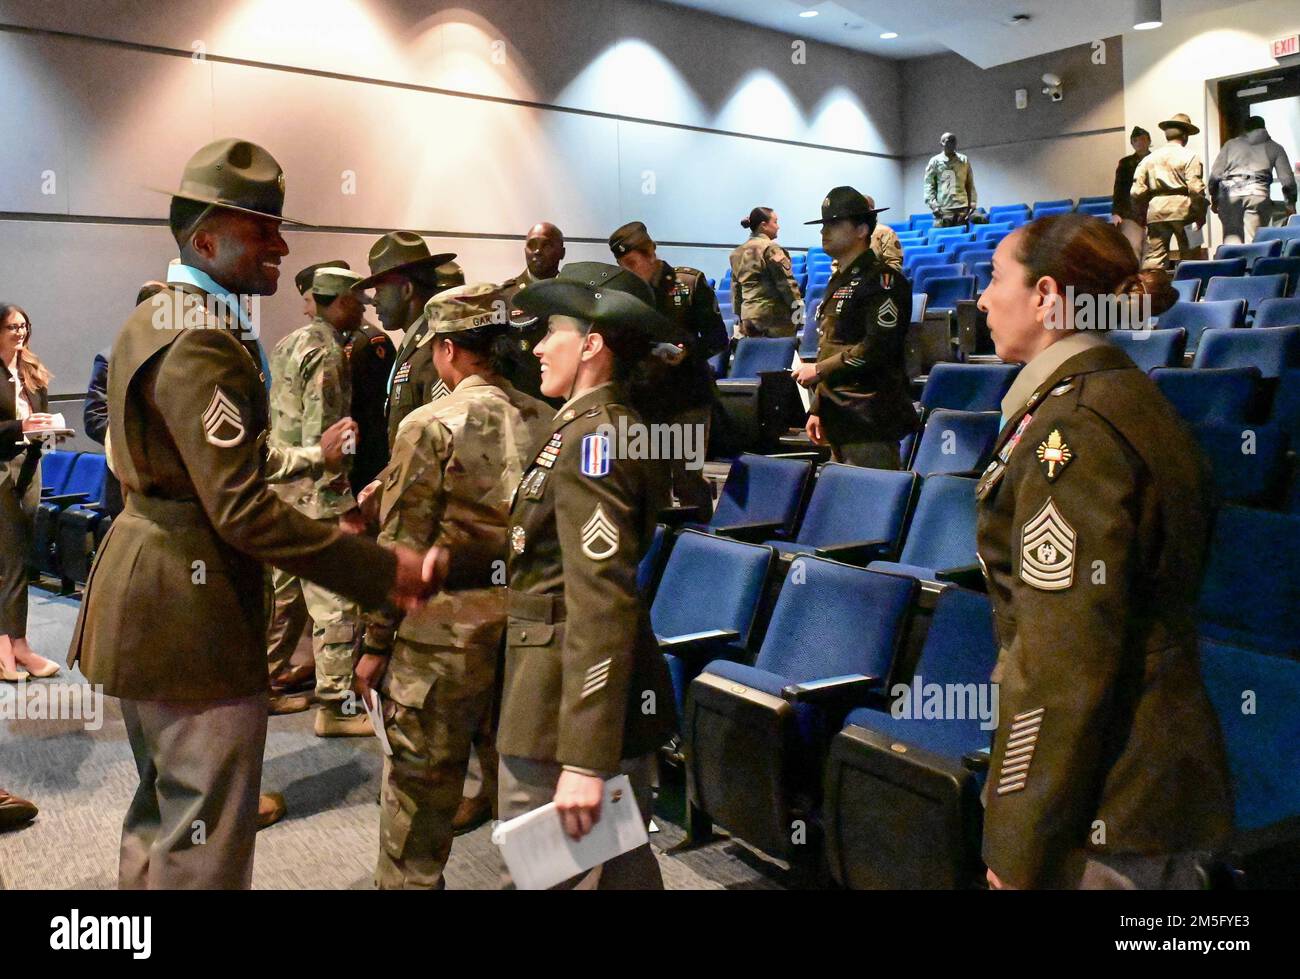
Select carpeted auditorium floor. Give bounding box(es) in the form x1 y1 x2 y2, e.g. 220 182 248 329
0 585 793 890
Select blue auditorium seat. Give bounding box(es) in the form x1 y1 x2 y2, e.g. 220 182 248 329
915 263 966 296
924 276 977 313
987 205 1029 225
933 233 976 253
824 586 1000 888
1170 278 1200 304
1255 226 1300 248
1199 506 1300 659
1174 259 1249 291
1106 327 1186 372
1032 198 1073 213
929 225 970 241
766 465 916 564
727 337 796 380
1077 201 1112 218
912 293 928 323
1155 299 1247 349
798 320 819 359
886 221 910 234
39 450 79 498
1077 195 1113 207
951 244 995 265
1150 367 1259 424
1254 297 1300 330
1193 326 1300 378
1252 258 1300 297
684 561 918 859
972 261 993 293
905 252 950 277
1291 214 1300 226
651 529 774 717
637 524 668 596
1201 644 1300 848
1271 369 1300 442
1032 204 1073 219
974 222 1015 241
706 453 812 541
868 474 980 584
31 452 106 583
908 409 999 476
1215 241 1282 265
919 362 1020 413
1204 274 1287 318
1191 422 1287 506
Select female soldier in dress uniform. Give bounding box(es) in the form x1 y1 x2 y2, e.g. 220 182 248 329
975 214 1232 889
495 262 679 888
728 207 803 338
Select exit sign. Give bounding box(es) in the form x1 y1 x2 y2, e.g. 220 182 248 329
1273 35 1300 59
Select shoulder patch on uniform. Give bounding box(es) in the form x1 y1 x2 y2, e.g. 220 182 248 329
202 386 246 447
1035 428 1073 481
877 297 899 328
580 433 611 477
1019 498 1076 591
580 504 619 561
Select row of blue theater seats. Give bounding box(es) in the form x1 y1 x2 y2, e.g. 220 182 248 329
29 449 112 590
638 484 1300 886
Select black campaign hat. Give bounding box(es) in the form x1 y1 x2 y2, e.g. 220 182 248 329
805 186 888 225
513 262 684 351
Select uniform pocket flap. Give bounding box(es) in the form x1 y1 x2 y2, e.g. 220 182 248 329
507 622 554 647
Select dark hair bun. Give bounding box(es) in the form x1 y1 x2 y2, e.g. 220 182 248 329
741 217 752 229
1112 269 1178 322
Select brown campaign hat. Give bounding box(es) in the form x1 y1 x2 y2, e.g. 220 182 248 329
354 231 457 291
806 185 887 225
295 259 350 296
153 137 309 227
1158 113 1200 136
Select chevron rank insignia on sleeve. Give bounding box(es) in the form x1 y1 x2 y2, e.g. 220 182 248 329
995 707 1044 795
202 386 246 447
430 379 451 401
877 297 899 328
580 503 619 560
1019 497 1076 591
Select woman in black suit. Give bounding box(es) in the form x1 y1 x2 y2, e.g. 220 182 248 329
1 302 61 680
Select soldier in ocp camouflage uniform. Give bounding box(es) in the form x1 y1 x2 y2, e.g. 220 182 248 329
354 283 550 889
924 132 978 227
729 206 802 337
267 266 371 736
1131 113 1208 270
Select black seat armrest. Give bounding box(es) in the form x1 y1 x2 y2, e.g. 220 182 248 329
813 539 894 566
658 505 703 527
935 563 986 591
713 520 787 543
656 629 742 661
782 673 882 706
40 492 91 507
962 748 991 773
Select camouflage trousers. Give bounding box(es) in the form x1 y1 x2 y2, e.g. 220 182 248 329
267 566 358 708
376 639 498 889
1143 221 1192 270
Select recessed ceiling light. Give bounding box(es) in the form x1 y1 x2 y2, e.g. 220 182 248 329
799 9 819 17
880 31 899 39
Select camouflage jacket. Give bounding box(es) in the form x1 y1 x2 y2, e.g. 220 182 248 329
1131 143 1207 225
728 233 802 334
924 151 977 213
363 373 550 657
870 224 904 271
268 316 355 519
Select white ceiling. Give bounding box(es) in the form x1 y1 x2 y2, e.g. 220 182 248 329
655 0 1249 67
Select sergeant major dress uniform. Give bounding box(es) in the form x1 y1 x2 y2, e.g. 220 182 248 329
68 139 417 889
360 284 550 889
497 263 678 888
974 329 1232 889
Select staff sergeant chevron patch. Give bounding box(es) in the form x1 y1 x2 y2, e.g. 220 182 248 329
1019 497 1076 591
202 386 246 447
580 503 619 561
430 379 451 402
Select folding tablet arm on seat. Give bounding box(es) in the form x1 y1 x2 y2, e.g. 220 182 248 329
656 629 742 661
936 564 986 591
813 539 895 566
782 673 883 707
713 520 787 543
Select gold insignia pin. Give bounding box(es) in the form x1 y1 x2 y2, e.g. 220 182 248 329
1036 429 1073 481
562 409 576 422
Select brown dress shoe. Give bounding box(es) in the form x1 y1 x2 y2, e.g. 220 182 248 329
269 692 312 715
257 792 286 830
0 788 39 830
270 663 316 695
452 794 493 836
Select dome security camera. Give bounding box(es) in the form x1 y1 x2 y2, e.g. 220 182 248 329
1041 73 1063 102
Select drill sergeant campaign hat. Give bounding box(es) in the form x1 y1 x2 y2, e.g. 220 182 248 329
155 137 310 243
1157 113 1200 136
424 283 512 336
310 266 364 298
434 260 467 294
607 221 656 258
295 259 351 296
512 261 683 351
805 186 889 225
1129 125 1151 141
354 231 458 291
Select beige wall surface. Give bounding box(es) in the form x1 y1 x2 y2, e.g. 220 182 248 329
0 0 906 401
900 37 1127 217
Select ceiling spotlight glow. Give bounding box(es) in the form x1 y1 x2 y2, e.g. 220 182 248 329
880 31 899 39
799 9 819 17
1134 0 1162 30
